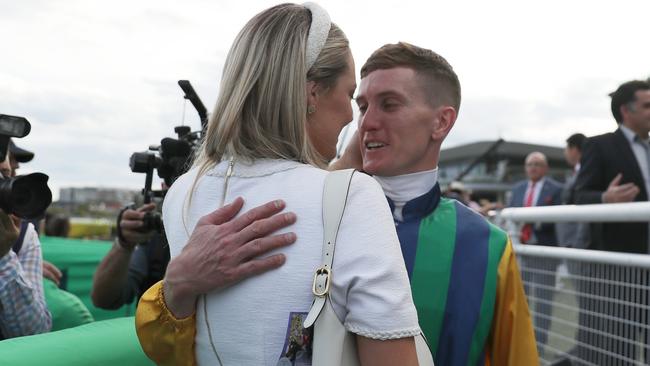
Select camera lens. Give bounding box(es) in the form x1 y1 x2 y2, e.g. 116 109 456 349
0 173 52 219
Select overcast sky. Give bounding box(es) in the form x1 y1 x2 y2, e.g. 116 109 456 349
1 0 648 199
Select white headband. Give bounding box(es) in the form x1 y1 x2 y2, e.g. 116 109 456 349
303 2 331 70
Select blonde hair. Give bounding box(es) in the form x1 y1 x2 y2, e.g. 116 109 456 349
181 4 350 235
192 3 349 178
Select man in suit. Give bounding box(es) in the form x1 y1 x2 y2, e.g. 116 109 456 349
508 151 562 354
572 79 650 364
509 152 563 245
574 80 649 253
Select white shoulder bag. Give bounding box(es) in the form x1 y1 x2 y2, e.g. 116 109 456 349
304 169 434 366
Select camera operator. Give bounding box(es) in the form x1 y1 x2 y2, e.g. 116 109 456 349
91 80 202 310
0 148 51 339
91 200 170 310
8 139 63 286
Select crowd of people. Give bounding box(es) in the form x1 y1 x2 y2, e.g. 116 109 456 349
502 79 650 364
1 2 649 365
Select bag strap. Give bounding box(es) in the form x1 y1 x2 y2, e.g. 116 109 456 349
303 169 355 328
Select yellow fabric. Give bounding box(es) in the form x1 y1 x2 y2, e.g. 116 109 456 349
488 239 539 366
135 281 197 366
134 241 539 366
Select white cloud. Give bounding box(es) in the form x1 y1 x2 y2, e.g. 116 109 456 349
1 0 648 198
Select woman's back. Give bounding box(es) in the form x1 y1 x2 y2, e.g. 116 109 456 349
164 159 419 365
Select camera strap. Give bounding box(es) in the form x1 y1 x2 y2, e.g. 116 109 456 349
11 220 29 255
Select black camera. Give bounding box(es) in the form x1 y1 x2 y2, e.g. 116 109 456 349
141 211 163 233
0 115 52 219
128 80 208 233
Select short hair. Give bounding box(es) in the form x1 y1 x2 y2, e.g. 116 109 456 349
360 42 461 111
566 133 587 152
610 80 650 123
525 151 548 165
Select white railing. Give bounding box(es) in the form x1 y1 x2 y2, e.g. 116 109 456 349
500 201 650 223
498 202 650 366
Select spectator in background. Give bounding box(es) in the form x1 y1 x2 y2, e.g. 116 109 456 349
444 181 503 217
44 214 70 238
572 79 650 363
91 202 169 310
556 133 589 249
443 181 481 211
0 145 51 339
508 152 563 245
508 151 562 354
574 80 649 251
554 133 591 362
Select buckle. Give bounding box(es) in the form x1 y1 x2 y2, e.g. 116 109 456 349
312 266 331 297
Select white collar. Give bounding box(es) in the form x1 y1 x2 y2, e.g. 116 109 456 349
529 177 545 188
374 168 438 204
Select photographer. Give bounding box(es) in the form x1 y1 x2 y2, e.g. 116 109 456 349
0 149 51 339
91 80 203 310
9 139 63 286
91 201 170 309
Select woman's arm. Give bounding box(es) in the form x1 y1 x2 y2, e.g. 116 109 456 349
135 281 196 366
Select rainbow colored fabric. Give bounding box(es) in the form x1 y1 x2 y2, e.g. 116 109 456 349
389 185 538 366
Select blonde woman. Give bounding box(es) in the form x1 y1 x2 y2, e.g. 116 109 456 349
136 3 420 365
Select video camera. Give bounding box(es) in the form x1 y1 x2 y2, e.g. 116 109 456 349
127 80 208 232
0 114 52 219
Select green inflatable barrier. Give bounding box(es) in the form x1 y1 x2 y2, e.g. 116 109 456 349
0 317 154 366
0 237 156 363
43 279 95 331
40 236 135 321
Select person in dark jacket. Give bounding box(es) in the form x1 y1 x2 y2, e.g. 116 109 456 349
572 79 650 364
